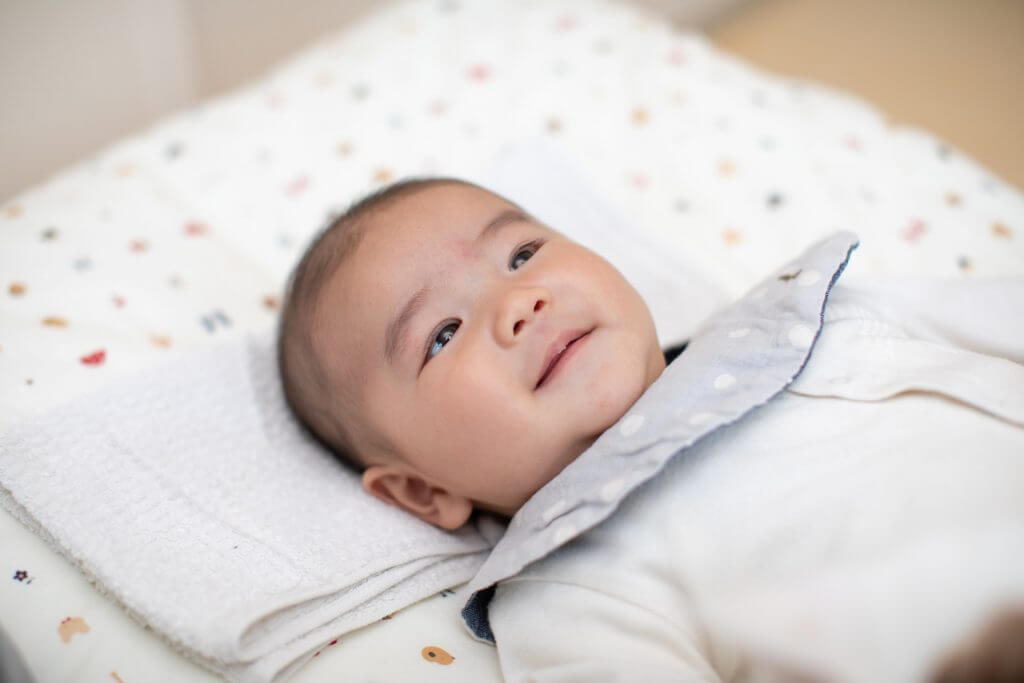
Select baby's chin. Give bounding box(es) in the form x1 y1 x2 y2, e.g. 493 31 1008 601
487 346 665 517
582 350 664 437
546 366 658 480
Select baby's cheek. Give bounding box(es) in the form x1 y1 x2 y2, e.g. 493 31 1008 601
438 368 507 430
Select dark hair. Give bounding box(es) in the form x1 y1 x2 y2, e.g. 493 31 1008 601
276 177 474 472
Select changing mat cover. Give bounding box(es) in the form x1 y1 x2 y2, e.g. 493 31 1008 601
462 230 859 641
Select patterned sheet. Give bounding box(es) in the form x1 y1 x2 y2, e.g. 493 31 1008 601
1 0 1022 681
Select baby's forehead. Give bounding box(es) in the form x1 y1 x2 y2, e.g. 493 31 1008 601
329 183 533 318
359 184 525 252
376 181 513 225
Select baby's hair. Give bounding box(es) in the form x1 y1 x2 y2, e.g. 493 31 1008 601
277 176 476 472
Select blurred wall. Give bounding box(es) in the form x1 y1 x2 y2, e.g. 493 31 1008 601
708 0 1024 192
0 0 744 202
0 0 199 201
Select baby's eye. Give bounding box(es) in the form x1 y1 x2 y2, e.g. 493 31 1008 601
425 321 459 363
510 239 543 270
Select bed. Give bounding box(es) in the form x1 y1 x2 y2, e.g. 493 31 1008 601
2 1 1022 681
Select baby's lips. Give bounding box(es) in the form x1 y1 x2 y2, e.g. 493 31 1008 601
535 328 591 389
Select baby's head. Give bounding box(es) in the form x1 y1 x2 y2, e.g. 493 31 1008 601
279 179 665 529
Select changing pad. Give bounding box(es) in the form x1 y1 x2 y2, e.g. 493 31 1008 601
2 0 1023 681
0 136 729 683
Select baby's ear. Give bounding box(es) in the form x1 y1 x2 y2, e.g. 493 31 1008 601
361 464 473 530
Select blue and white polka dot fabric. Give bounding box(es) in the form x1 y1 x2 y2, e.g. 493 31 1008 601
463 231 860 642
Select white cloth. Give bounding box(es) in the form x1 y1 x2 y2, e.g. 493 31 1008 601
0 333 496 683
488 279 1024 683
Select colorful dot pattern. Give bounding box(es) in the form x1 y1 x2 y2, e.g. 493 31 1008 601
2 0 1022 429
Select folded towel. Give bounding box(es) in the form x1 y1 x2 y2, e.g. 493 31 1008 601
0 333 498 683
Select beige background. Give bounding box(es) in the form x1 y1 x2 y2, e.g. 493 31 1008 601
708 0 1024 193
1 0 1021 202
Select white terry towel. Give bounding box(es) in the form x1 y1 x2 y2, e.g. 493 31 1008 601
0 333 498 683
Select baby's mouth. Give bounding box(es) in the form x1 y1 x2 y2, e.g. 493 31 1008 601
535 329 592 390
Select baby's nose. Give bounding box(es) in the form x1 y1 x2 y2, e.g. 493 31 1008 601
512 298 546 336
495 287 550 344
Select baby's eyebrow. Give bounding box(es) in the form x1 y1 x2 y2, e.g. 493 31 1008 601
475 208 527 244
384 284 428 365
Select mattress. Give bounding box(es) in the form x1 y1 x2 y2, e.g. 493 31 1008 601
1 0 1022 681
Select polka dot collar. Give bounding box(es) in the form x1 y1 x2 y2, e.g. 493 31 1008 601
462 231 860 643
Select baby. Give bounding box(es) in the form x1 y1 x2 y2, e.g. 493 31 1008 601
277 177 668 529
280 178 1024 682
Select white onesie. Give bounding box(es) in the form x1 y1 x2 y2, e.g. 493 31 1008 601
485 277 1024 683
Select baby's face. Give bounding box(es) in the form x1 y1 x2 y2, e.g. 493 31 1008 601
317 183 665 525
